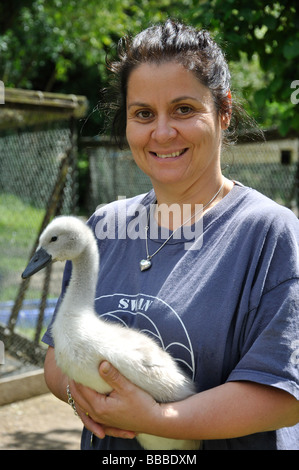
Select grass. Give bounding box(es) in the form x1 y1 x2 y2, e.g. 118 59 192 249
0 194 64 343
0 194 53 341
0 193 45 302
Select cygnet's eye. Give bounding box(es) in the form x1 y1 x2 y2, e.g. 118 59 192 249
50 236 58 242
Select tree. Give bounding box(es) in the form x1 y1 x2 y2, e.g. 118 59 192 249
0 0 298 135
184 0 299 135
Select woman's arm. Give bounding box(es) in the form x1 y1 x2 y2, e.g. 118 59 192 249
44 347 299 441
70 361 299 441
153 380 299 440
44 346 69 403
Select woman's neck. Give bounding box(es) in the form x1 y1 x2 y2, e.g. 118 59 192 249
151 175 233 231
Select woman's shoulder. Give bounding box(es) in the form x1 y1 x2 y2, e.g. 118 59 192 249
232 183 298 230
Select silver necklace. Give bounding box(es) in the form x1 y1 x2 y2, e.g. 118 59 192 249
140 180 225 271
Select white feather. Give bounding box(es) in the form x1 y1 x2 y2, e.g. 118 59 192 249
35 216 201 450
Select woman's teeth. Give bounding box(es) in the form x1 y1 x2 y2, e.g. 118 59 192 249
155 149 185 158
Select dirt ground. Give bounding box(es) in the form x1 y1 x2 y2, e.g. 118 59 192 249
0 392 83 450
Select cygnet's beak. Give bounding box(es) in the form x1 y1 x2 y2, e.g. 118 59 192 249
21 248 52 279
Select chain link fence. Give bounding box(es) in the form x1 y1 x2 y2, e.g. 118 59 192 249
84 138 152 213
85 136 299 213
0 89 87 374
222 138 299 212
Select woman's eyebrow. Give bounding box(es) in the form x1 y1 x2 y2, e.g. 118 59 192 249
171 96 199 103
127 101 149 109
127 96 200 109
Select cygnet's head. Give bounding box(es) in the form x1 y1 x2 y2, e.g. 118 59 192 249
22 216 94 279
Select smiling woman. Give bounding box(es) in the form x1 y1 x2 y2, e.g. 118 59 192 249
125 62 226 203
42 19 299 451
107 20 237 211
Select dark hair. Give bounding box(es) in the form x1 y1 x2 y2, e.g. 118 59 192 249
106 19 260 147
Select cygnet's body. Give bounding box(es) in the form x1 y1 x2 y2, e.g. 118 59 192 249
22 216 200 450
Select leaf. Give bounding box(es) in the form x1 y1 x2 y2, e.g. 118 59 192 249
283 40 299 59
263 15 277 31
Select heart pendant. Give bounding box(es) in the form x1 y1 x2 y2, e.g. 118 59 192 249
140 259 152 271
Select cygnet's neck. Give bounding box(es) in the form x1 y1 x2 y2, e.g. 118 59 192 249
61 240 99 313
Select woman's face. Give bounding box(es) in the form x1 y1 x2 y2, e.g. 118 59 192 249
126 61 227 195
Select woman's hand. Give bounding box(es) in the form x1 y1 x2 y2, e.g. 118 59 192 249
69 361 159 440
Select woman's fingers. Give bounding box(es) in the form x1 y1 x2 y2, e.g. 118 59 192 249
68 370 137 440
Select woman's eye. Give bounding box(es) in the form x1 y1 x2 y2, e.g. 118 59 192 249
136 110 153 120
177 106 193 115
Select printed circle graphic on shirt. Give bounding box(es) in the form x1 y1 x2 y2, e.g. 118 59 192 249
94 293 196 380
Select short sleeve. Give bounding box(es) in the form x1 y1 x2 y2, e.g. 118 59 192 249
227 278 299 400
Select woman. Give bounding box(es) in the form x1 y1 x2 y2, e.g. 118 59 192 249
42 20 299 450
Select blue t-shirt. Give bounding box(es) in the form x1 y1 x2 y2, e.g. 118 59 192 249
42 183 299 450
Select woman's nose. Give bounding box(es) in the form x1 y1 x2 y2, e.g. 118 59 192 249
151 116 177 143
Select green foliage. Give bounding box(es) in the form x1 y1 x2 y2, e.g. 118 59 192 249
184 0 299 135
0 0 298 135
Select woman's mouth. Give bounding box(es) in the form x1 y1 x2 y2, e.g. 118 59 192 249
150 148 188 159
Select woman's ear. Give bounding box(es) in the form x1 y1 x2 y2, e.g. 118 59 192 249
221 89 232 130
221 113 231 130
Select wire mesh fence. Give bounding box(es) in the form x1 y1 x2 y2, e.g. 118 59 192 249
0 89 87 373
222 138 299 211
0 126 75 210
85 138 152 213
85 137 299 212
0 122 78 371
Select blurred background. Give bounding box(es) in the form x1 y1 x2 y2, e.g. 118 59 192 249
0 0 298 385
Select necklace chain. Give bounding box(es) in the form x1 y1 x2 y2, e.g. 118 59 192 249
140 180 225 271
